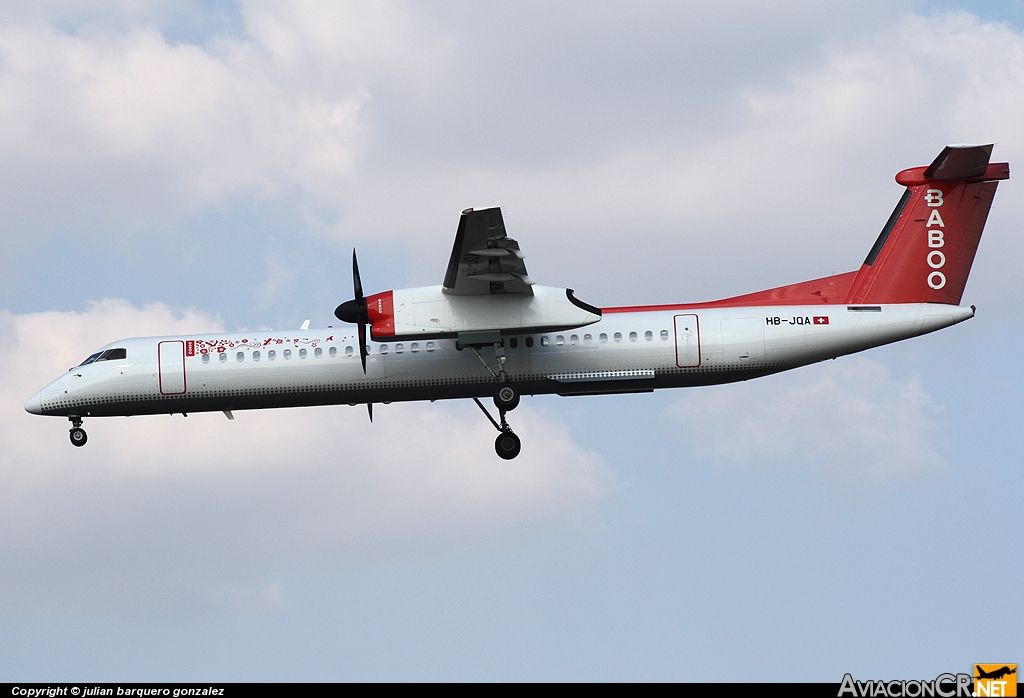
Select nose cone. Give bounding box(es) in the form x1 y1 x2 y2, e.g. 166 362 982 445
334 298 367 324
24 391 43 415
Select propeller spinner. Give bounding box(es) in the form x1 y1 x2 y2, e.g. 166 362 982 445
334 249 369 374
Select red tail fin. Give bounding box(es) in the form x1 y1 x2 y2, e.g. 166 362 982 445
845 145 1009 305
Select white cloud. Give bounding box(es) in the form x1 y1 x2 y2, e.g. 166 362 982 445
0 301 611 619
0 1 454 241
5 5 1023 315
333 11 1024 310
241 0 451 80
667 357 947 482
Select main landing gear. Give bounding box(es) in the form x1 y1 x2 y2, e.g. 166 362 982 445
68 415 87 447
495 429 521 460
465 337 523 459
494 382 520 411
474 381 522 460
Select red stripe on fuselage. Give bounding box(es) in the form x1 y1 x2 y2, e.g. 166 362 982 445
602 270 858 313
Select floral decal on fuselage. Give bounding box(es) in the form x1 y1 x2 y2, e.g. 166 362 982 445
193 336 337 354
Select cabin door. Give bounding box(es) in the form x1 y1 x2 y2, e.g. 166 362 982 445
158 340 187 395
674 314 701 367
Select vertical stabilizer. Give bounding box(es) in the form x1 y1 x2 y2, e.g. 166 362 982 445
845 145 1009 305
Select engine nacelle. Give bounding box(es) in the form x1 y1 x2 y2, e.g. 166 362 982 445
365 285 601 341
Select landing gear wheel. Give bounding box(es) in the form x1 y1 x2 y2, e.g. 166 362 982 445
69 427 88 447
495 430 521 460
494 383 520 412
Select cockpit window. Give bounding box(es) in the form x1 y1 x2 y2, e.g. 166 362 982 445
78 352 102 366
80 348 127 365
97 348 127 361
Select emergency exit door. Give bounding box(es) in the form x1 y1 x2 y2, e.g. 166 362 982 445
674 314 701 367
158 340 187 395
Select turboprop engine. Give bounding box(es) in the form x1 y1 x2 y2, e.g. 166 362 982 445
362 285 602 343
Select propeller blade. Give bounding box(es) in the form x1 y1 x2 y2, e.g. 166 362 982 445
334 247 370 374
357 320 367 374
352 249 363 302
367 402 373 422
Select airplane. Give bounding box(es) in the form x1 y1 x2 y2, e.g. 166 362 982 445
25 144 1009 460
975 666 1016 681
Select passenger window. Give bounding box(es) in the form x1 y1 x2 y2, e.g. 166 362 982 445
329 347 337 357
584 334 592 344
509 337 518 349
345 346 353 357
202 353 210 364
660 329 669 340
411 342 419 353
614 332 622 342
525 336 534 348
299 348 307 358
570 334 579 345
315 347 322 358
426 341 435 352
380 344 388 354
253 350 261 361
237 352 245 362
555 335 564 346
645 331 653 341
540 336 549 347
268 350 276 360
395 343 404 354
629 332 637 342
284 349 292 359
599 333 608 343
219 352 227 363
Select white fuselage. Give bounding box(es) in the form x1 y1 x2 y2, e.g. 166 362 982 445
25 302 973 419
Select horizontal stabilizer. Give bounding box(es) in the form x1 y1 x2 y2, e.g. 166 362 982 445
923 144 993 180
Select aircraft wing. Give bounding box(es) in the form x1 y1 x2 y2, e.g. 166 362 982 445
442 207 534 295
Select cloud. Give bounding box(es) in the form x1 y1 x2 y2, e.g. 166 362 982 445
5 5 1023 317
667 357 947 482
332 10 1024 311
0 1 453 244
0 301 611 620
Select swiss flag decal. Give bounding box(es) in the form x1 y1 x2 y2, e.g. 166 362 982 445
813 316 829 325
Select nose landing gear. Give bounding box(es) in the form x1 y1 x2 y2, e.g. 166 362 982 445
68 415 87 447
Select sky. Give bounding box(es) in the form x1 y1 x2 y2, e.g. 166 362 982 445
0 0 1021 682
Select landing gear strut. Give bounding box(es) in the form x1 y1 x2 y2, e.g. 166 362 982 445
473 397 521 460
465 337 523 459
468 341 521 413
68 415 87 447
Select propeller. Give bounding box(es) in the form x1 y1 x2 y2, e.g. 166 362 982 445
334 249 369 374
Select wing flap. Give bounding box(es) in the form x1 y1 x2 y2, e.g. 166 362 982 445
443 207 533 295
